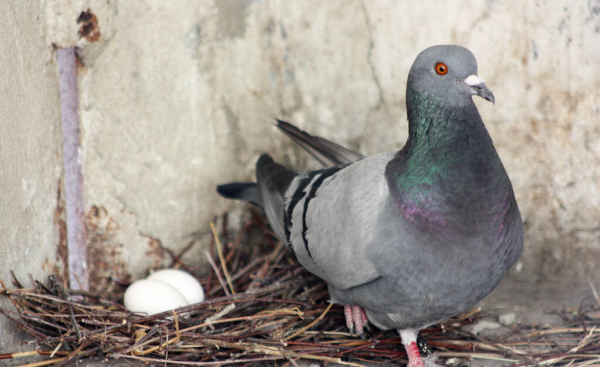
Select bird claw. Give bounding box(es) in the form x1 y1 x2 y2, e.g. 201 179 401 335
416 334 433 357
348 324 355 335
343 305 370 337
364 322 372 332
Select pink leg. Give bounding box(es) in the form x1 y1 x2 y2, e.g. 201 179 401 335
344 305 354 333
398 329 426 367
360 307 369 325
343 305 370 338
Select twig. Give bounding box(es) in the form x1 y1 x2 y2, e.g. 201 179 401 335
210 221 235 295
204 251 231 297
0 350 70 360
434 352 519 363
285 303 333 341
167 338 367 366
570 327 597 353
113 354 285 365
204 303 236 329
16 357 70 367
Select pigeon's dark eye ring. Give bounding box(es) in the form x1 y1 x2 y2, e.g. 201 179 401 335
435 62 448 75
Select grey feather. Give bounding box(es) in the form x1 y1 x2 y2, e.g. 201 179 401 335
216 183 261 208
255 155 295 244
288 153 392 290
276 119 364 167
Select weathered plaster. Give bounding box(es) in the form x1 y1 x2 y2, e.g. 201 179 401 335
0 0 63 355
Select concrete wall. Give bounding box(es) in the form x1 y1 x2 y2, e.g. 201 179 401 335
1 0 599 353
0 0 64 353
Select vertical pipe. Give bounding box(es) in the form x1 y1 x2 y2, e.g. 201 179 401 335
57 48 89 291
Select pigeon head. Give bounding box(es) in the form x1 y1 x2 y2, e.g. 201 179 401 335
407 45 495 107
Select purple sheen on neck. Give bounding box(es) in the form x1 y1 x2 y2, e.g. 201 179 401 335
397 188 514 242
397 192 454 237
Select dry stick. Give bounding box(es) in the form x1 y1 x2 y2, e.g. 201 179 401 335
16 357 69 367
164 312 180 363
11 311 70 332
248 260 270 290
135 332 182 357
163 247 196 275
437 339 531 355
472 337 534 365
197 338 368 367
173 310 303 335
49 342 62 358
210 221 235 295
114 354 285 366
220 212 229 244
225 221 252 264
205 232 215 295
117 326 160 355
570 327 597 354
229 257 263 283
1 291 111 311
204 251 231 297
121 314 292 350
536 353 600 366
0 312 48 340
53 341 90 367
0 284 35 313
204 303 236 329
13 349 96 367
0 350 70 360
578 358 600 367
526 328 600 338
115 338 367 367
132 280 295 324
285 355 301 367
431 352 519 363
284 303 333 341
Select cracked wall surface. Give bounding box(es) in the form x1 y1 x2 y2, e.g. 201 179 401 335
1 0 599 352
0 0 64 355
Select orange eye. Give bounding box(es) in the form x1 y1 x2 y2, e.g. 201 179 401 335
435 62 448 75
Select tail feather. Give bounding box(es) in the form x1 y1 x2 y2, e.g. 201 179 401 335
255 154 295 243
276 119 364 167
216 182 262 208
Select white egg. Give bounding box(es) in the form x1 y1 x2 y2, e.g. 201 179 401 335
124 279 189 315
147 269 205 304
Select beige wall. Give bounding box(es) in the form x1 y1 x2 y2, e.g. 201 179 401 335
0 0 64 353
1 0 599 352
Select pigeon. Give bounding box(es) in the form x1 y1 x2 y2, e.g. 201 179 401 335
217 45 523 367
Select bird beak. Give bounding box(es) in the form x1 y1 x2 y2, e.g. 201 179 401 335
464 75 495 105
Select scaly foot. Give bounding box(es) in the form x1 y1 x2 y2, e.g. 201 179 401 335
343 304 370 338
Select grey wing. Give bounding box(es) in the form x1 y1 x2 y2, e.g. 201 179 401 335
284 152 395 290
276 120 364 167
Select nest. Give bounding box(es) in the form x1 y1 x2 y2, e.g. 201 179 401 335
2 212 600 367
